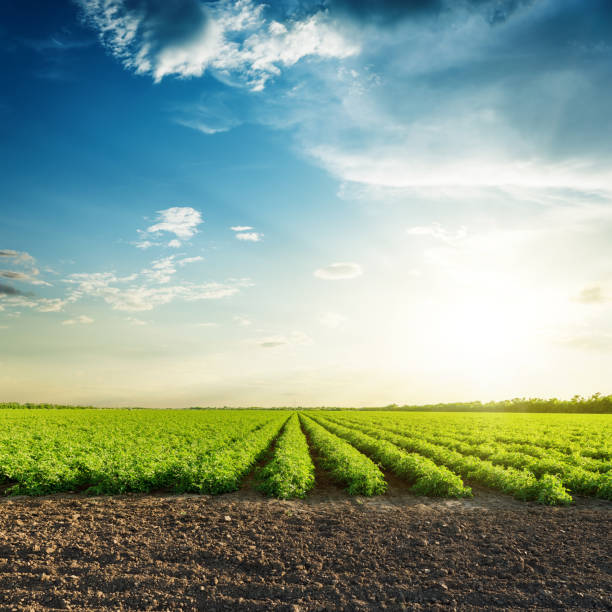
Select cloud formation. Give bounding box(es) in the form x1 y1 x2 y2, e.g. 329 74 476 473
575 285 606 304
0 249 35 264
64 269 252 312
62 315 94 325
318 311 347 329
0 249 51 286
235 232 262 242
231 225 262 241
143 206 203 248
255 330 313 348
407 223 468 246
78 0 358 89
0 282 28 296
314 262 362 280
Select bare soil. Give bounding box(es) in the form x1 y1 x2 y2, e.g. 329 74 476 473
0 485 610 611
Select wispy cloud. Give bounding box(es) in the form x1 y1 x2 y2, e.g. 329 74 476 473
125 317 148 326
230 226 262 241
62 315 94 326
235 232 263 242
556 332 612 352
407 223 468 246
64 270 252 312
0 249 51 286
78 0 359 89
141 206 204 248
319 311 347 329
0 249 35 264
254 331 313 348
314 262 362 280
575 285 606 304
234 315 251 327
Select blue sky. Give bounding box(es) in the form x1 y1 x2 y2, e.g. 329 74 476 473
1 0 611 406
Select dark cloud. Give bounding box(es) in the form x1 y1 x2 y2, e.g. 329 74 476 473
0 282 28 296
0 270 29 280
322 0 533 24
89 0 208 49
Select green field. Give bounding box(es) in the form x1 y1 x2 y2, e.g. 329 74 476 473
0 409 610 505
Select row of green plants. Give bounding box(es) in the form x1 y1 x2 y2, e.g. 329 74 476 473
337 412 611 496
0 409 287 495
339 411 611 460
310 415 471 498
255 414 315 499
298 414 387 495
0 409 608 503
401 429 612 499
326 416 573 505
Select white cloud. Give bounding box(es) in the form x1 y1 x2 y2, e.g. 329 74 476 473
575 286 606 304
254 331 313 348
311 146 612 191
134 239 154 250
230 226 253 231
125 317 147 326
0 249 35 264
145 207 203 246
64 271 252 312
234 315 251 327
168 239 181 248
141 255 203 284
178 256 204 266
235 232 263 242
407 223 468 246
142 256 177 284
62 315 94 326
79 0 358 90
0 295 67 313
0 250 51 286
319 312 347 329
556 332 612 352
314 262 362 280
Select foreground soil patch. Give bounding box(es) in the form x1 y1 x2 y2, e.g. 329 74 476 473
0 494 610 610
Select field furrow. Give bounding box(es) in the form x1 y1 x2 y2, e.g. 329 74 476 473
298 414 387 495
323 416 573 505
310 415 472 498
256 414 315 499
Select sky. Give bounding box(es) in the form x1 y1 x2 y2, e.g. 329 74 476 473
1 0 611 407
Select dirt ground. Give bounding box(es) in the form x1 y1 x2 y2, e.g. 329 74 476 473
0 482 610 611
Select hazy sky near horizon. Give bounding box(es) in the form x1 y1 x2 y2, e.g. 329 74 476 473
1 0 611 407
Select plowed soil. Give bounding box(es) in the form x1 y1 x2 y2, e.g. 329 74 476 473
0 486 610 611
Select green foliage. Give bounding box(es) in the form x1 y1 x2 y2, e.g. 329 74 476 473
299 414 387 496
369 393 612 414
256 414 315 499
310 415 471 498
0 409 288 495
326 414 576 505
0 408 607 504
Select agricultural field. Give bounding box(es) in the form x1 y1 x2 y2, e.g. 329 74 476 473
0 408 609 505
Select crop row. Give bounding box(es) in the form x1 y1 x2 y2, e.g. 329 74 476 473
256 414 315 499
308 415 471 498
324 416 573 504
0 409 608 503
299 415 387 495
335 415 611 499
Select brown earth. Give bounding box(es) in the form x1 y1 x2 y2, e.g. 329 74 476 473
0 484 610 611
